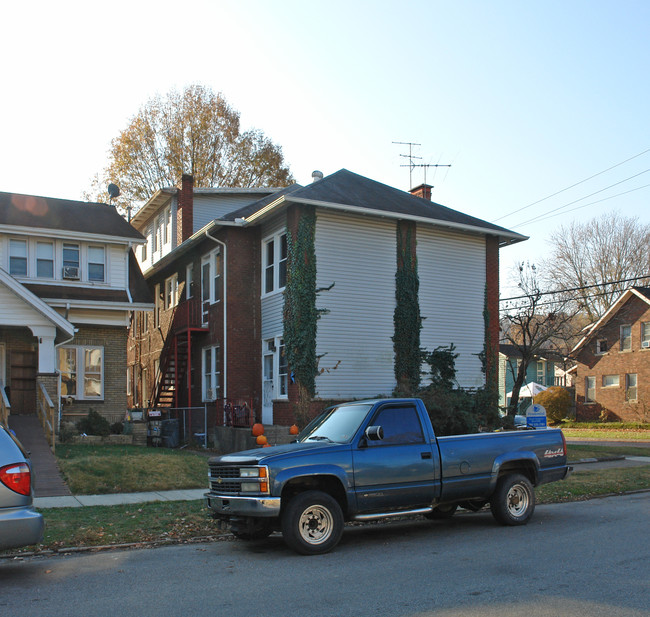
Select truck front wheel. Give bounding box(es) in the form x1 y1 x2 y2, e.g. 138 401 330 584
281 490 344 555
490 473 535 526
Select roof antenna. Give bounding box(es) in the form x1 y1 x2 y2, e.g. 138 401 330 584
392 141 421 189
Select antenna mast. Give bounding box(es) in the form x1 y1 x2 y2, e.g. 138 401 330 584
393 142 451 189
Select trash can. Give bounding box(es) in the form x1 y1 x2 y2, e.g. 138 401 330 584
161 419 179 448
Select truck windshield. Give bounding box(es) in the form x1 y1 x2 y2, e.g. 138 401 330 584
298 404 373 444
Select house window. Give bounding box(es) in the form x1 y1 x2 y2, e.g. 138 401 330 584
63 243 80 269
163 208 171 245
641 322 650 347
154 284 161 328
126 365 132 397
36 242 54 278
602 374 620 388
165 274 179 309
596 339 608 354
88 246 105 282
9 239 27 276
142 242 147 262
262 232 287 294
201 249 221 322
585 376 596 403
203 346 220 401
536 360 546 386
186 264 193 300
625 374 638 402
58 346 104 399
153 217 160 253
620 325 632 351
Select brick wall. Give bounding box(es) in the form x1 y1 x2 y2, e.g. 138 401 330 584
485 236 500 390
575 295 650 422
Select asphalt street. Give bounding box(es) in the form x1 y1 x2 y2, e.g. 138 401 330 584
1 492 648 617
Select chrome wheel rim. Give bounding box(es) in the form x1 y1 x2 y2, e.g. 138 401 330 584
507 484 529 518
298 505 334 545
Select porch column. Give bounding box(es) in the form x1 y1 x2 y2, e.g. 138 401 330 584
28 326 57 373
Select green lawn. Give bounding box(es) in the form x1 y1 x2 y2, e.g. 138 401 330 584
55 444 209 494
562 428 650 441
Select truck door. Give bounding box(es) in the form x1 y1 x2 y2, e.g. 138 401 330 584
352 403 439 512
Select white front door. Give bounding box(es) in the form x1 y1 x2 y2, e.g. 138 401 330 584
261 337 288 425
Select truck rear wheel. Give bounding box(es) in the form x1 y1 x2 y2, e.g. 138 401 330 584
490 473 535 526
281 490 344 555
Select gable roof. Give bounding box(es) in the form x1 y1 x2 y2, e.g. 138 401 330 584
0 191 144 242
571 286 650 355
233 169 526 246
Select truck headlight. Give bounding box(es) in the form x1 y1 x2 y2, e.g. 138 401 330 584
240 467 262 477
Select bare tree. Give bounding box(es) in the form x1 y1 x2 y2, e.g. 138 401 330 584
543 212 650 322
86 84 294 215
501 262 581 416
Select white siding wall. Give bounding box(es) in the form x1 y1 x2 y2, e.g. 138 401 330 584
108 245 127 289
418 226 486 388
0 287 53 328
193 195 265 233
314 210 396 399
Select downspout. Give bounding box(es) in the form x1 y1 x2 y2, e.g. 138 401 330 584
205 229 228 399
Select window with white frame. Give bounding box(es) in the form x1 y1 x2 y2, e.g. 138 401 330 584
58 346 104 399
88 246 105 282
9 239 27 276
154 284 161 328
163 208 171 246
642 322 650 347
36 242 54 278
186 264 193 300
63 243 80 269
602 374 620 388
201 249 221 322
625 373 638 402
165 274 179 309
262 337 289 403
596 339 608 354
153 216 160 253
620 325 632 351
203 346 220 401
536 360 546 386
585 376 596 403
262 232 287 295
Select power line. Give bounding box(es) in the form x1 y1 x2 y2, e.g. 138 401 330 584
510 168 650 229
493 147 650 223
500 275 650 302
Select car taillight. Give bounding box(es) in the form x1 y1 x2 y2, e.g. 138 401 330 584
0 463 32 496
561 430 567 456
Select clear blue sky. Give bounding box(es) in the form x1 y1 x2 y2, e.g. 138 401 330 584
2 1 649 291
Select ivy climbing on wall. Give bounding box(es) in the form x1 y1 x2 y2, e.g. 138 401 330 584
283 206 319 399
393 220 422 395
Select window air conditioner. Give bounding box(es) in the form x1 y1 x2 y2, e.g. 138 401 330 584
205 388 215 400
62 266 80 280
642 340 650 348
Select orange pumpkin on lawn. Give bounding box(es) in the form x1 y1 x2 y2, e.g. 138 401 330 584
256 434 268 446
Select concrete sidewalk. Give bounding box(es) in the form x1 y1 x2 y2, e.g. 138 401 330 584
34 488 206 509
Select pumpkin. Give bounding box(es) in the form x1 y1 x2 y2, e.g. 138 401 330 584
289 424 299 435
252 423 264 437
256 434 268 446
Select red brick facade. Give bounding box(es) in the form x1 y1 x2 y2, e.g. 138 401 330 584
575 293 650 422
485 236 500 391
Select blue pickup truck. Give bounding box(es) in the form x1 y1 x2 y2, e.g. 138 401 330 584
205 398 571 554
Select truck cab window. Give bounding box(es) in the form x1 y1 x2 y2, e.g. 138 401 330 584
370 406 425 445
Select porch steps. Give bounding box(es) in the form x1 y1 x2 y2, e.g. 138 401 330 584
262 425 295 447
8 415 72 497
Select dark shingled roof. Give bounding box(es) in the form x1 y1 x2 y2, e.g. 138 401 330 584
0 191 144 240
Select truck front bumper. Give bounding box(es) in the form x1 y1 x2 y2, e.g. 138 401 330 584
205 493 281 518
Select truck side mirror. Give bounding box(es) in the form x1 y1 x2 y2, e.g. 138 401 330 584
365 426 384 441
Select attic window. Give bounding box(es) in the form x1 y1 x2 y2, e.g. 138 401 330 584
596 339 608 354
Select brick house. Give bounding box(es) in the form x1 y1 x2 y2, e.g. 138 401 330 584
128 170 526 428
0 191 152 433
572 286 650 422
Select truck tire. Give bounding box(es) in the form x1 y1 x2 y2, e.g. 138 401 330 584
425 503 458 519
490 473 535 526
281 490 344 555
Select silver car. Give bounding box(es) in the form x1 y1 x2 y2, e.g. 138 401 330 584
0 424 44 551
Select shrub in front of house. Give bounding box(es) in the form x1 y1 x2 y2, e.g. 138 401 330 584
76 409 111 437
534 386 572 424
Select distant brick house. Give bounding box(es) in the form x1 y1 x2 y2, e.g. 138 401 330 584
0 191 152 431
572 286 650 422
128 170 525 427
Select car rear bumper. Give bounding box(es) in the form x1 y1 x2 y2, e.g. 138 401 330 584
0 506 44 550
204 492 281 518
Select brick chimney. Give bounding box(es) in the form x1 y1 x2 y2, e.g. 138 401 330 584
177 174 194 244
410 183 433 201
